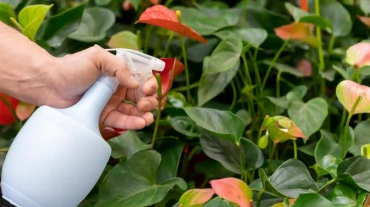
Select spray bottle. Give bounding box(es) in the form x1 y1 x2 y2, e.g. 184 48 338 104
0 48 165 207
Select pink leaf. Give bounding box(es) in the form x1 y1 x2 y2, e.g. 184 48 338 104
210 177 253 207
178 188 214 207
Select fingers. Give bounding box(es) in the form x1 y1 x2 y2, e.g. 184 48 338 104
142 75 158 96
87 45 139 89
116 102 154 125
102 110 154 130
126 90 158 111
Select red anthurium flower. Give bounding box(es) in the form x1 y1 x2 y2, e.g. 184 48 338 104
357 15 370 28
296 59 312 77
275 22 318 47
154 58 185 97
345 42 370 68
300 0 308 12
136 5 207 44
99 125 126 141
0 93 19 126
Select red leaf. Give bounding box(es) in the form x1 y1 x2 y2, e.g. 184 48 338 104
154 58 185 97
210 177 253 207
137 5 207 44
357 15 370 28
15 101 36 121
100 125 126 141
0 93 19 126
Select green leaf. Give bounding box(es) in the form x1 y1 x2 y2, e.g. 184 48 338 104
187 38 220 63
350 119 370 155
107 30 139 50
36 1 86 47
198 56 239 106
284 2 309 22
298 16 333 33
169 116 200 137
184 107 245 143
0 3 15 26
337 155 370 192
286 85 308 104
203 197 229 207
320 70 336 81
235 109 252 127
262 60 304 77
318 0 352 37
312 155 341 178
327 183 357 206
68 7 115 42
332 65 349 80
199 128 262 174
291 193 335 207
194 160 235 179
314 130 341 163
259 159 318 198
107 131 150 159
96 150 187 207
265 96 288 109
288 97 328 138
298 141 317 156
0 0 21 8
95 0 112 6
214 28 268 48
360 0 370 15
18 4 53 41
205 38 243 74
178 189 214 207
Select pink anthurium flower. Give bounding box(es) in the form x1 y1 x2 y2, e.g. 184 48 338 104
275 22 318 47
336 80 370 115
345 42 370 68
357 15 370 29
178 188 214 207
296 59 312 77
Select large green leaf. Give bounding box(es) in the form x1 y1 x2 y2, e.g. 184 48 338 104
291 193 335 207
198 56 239 106
68 7 115 42
0 3 15 26
187 38 220 63
214 28 268 48
203 197 229 207
184 107 245 143
199 128 262 174
36 1 86 47
317 0 352 37
18 4 53 41
327 184 357 206
350 119 370 156
194 160 235 179
169 116 200 137
360 0 370 15
107 30 139 50
312 155 341 178
259 159 318 198
95 0 112 6
107 130 150 159
287 97 328 138
314 130 341 163
337 155 370 192
205 38 242 74
96 150 187 207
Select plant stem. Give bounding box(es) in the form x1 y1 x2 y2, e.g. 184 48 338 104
173 82 199 91
237 144 245 181
319 179 336 192
256 189 265 207
178 35 191 102
249 49 261 95
268 142 277 174
10 17 23 32
144 25 152 53
151 74 163 149
261 40 289 92
293 139 298 159
276 71 282 97
162 32 174 57
327 36 335 60
341 96 362 158
314 0 326 97
242 54 253 86
229 80 237 111
238 69 248 85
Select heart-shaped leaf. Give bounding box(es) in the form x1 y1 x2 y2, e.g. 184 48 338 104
107 130 150 159
203 197 229 207
263 60 305 77
198 56 239 106
210 177 253 207
291 193 335 207
205 38 242 74
199 128 263 174
235 109 252 127
154 58 184 97
360 0 370 15
184 107 245 144
96 150 187 207
15 101 35 121
0 3 15 26
318 0 352 37
285 2 309 21
0 93 19 126
337 155 370 192
314 130 342 163
214 28 268 48
336 80 370 115
288 97 328 138
107 31 139 50
136 5 207 44
327 184 357 206
259 159 318 198
345 42 370 68
36 1 86 47
178 189 215 207
351 119 370 155
169 116 199 137
68 7 115 42
18 4 53 41
274 22 318 47
312 155 341 178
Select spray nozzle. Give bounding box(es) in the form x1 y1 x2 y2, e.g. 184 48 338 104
105 48 165 102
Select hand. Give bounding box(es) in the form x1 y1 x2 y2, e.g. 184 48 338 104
47 45 158 130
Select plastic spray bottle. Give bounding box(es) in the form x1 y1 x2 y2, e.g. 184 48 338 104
0 48 165 207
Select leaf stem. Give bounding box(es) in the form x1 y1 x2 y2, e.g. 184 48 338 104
249 49 261 95
327 35 335 60
319 179 336 192
256 189 265 207
144 25 152 53
172 82 199 91
268 142 278 174
276 71 282 98
178 35 191 102
242 54 253 86
162 32 174 57
229 79 237 111
151 74 163 149
261 40 289 92
237 144 245 181
314 0 326 97
293 139 297 159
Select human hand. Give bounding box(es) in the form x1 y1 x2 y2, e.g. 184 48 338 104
47 45 158 130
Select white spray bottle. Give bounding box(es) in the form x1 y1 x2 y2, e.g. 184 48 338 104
0 48 165 207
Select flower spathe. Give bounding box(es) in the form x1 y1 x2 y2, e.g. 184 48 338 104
336 80 370 115
345 42 370 68
275 22 318 47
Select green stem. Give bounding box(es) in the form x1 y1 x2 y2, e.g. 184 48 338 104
178 35 191 102
144 25 153 53
237 144 245 181
268 142 277 174
241 54 253 86
238 69 248 85
261 40 289 92
256 189 265 207
161 32 174 57
241 0 249 27
341 96 362 158
280 77 296 89
249 49 261 94
327 36 335 61
10 17 23 32
172 82 198 91
319 179 336 192
314 0 326 96
229 80 237 111
293 139 297 159
276 71 282 97
356 69 361 83
151 74 163 149
339 108 347 133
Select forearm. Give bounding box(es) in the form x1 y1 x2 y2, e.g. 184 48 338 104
0 21 57 105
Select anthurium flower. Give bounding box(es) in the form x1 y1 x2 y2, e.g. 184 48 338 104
300 0 308 12
345 42 370 68
136 5 207 44
99 125 126 141
178 188 214 207
336 80 370 115
357 15 370 28
275 22 318 47
0 93 19 126
15 101 36 121
296 59 312 77
154 58 185 97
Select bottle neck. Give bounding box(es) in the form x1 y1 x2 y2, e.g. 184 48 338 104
57 80 114 136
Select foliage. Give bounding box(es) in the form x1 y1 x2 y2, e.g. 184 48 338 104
2 0 370 206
